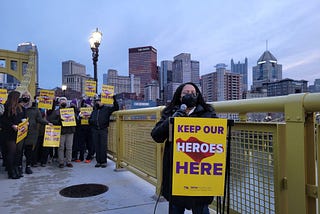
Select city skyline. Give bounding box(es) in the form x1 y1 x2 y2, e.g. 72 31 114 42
1 0 319 89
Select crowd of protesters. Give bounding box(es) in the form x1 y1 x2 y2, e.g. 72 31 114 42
0 90 119 179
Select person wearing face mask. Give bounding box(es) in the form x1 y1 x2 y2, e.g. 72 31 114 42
89 94 119 168
48 97 76 168
20 92 53 173
151 82 217 214
1 90 27 179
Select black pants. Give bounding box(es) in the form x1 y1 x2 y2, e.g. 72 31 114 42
23 144 33 166
5 139 23 173
91 128 108 164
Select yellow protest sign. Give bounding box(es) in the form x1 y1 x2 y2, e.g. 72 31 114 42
60 108 76 126
172 117 228 196
38 89 55 109
16 118 29 144
101 84 114 105
85 80 96 97
43 125 61 147
0 88 7 104
80 107 93 125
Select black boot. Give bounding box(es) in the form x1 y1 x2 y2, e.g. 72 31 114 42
8 168 20 179
25 166 33 174
17 166 24 177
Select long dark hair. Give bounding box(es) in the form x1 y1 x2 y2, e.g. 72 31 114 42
5 90 22 117
165 82 213 113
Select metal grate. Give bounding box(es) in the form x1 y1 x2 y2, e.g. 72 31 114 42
229 126 276 213
122 121 157 177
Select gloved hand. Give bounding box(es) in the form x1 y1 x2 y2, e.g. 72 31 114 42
172 109 187 117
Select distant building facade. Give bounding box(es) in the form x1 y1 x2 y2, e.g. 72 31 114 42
309 79 320 92
159 60 173 102
62 60 90 96
105 69 140 96
252 50 282 92
164 82 182 103
201 63 241 102
159 53 200 103
231 57 248 97
264 78 308 96
172 53 200 84
129 46 157 99
144 80 159 101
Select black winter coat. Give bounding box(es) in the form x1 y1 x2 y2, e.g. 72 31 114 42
24 106 49 146
89 101 119 130
151 104 217 209
48 108 76 135
1 104 26 142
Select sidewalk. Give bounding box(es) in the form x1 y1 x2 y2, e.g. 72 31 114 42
0 159 171 214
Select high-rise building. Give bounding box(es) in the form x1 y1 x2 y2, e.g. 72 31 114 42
16 42 39 89
164 82 181 104
309 79 320 93
62 60 90 96
201 63 241 101
231 57 248 95
252 50 282 92
129 46 157 99
105 69 140 95
172 53 200 84
144 80 159 101
159 60 173 102
264 78 308 96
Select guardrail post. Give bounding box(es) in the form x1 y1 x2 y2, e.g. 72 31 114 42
115 113 122 169
284 94 307 214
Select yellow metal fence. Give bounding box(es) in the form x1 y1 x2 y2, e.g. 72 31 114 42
107 93 320 214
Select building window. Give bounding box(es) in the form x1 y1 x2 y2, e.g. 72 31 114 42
0 59 6 68
22 62 28 75
10 60 17 71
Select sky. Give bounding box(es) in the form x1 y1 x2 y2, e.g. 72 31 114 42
1 0 320 89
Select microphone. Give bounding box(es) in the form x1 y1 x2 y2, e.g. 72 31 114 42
172 104 187 117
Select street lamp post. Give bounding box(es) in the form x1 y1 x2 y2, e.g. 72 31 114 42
89 28 102 94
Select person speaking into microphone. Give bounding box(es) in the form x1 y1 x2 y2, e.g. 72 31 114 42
151 82 217 214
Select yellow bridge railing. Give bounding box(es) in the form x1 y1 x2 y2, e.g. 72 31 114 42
108 93 320 214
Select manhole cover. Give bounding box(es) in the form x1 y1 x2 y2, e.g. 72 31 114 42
59 183 108 198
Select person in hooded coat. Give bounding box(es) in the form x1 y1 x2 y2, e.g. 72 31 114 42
151 82 217 214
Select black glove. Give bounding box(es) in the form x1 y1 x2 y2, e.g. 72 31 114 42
172 109 186 117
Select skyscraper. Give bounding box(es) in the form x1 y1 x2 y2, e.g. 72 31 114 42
201 63 241 102
62 60 89 95
105 69 140 95
172 53 200 84
231 57 248 94
159 60 173 102
129 46 157 99
16 42 39 89
252 50 282 92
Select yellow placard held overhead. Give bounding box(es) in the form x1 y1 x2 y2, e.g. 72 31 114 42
101 85 114 105
43 125 61 147
85 80 96 97
38 89 55 109
80 107 93 125
172 117 228 196
60 108 76 126
16 118 29 144
0 88 7 104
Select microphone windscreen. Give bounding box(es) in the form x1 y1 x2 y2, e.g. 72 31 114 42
180 104 187 111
